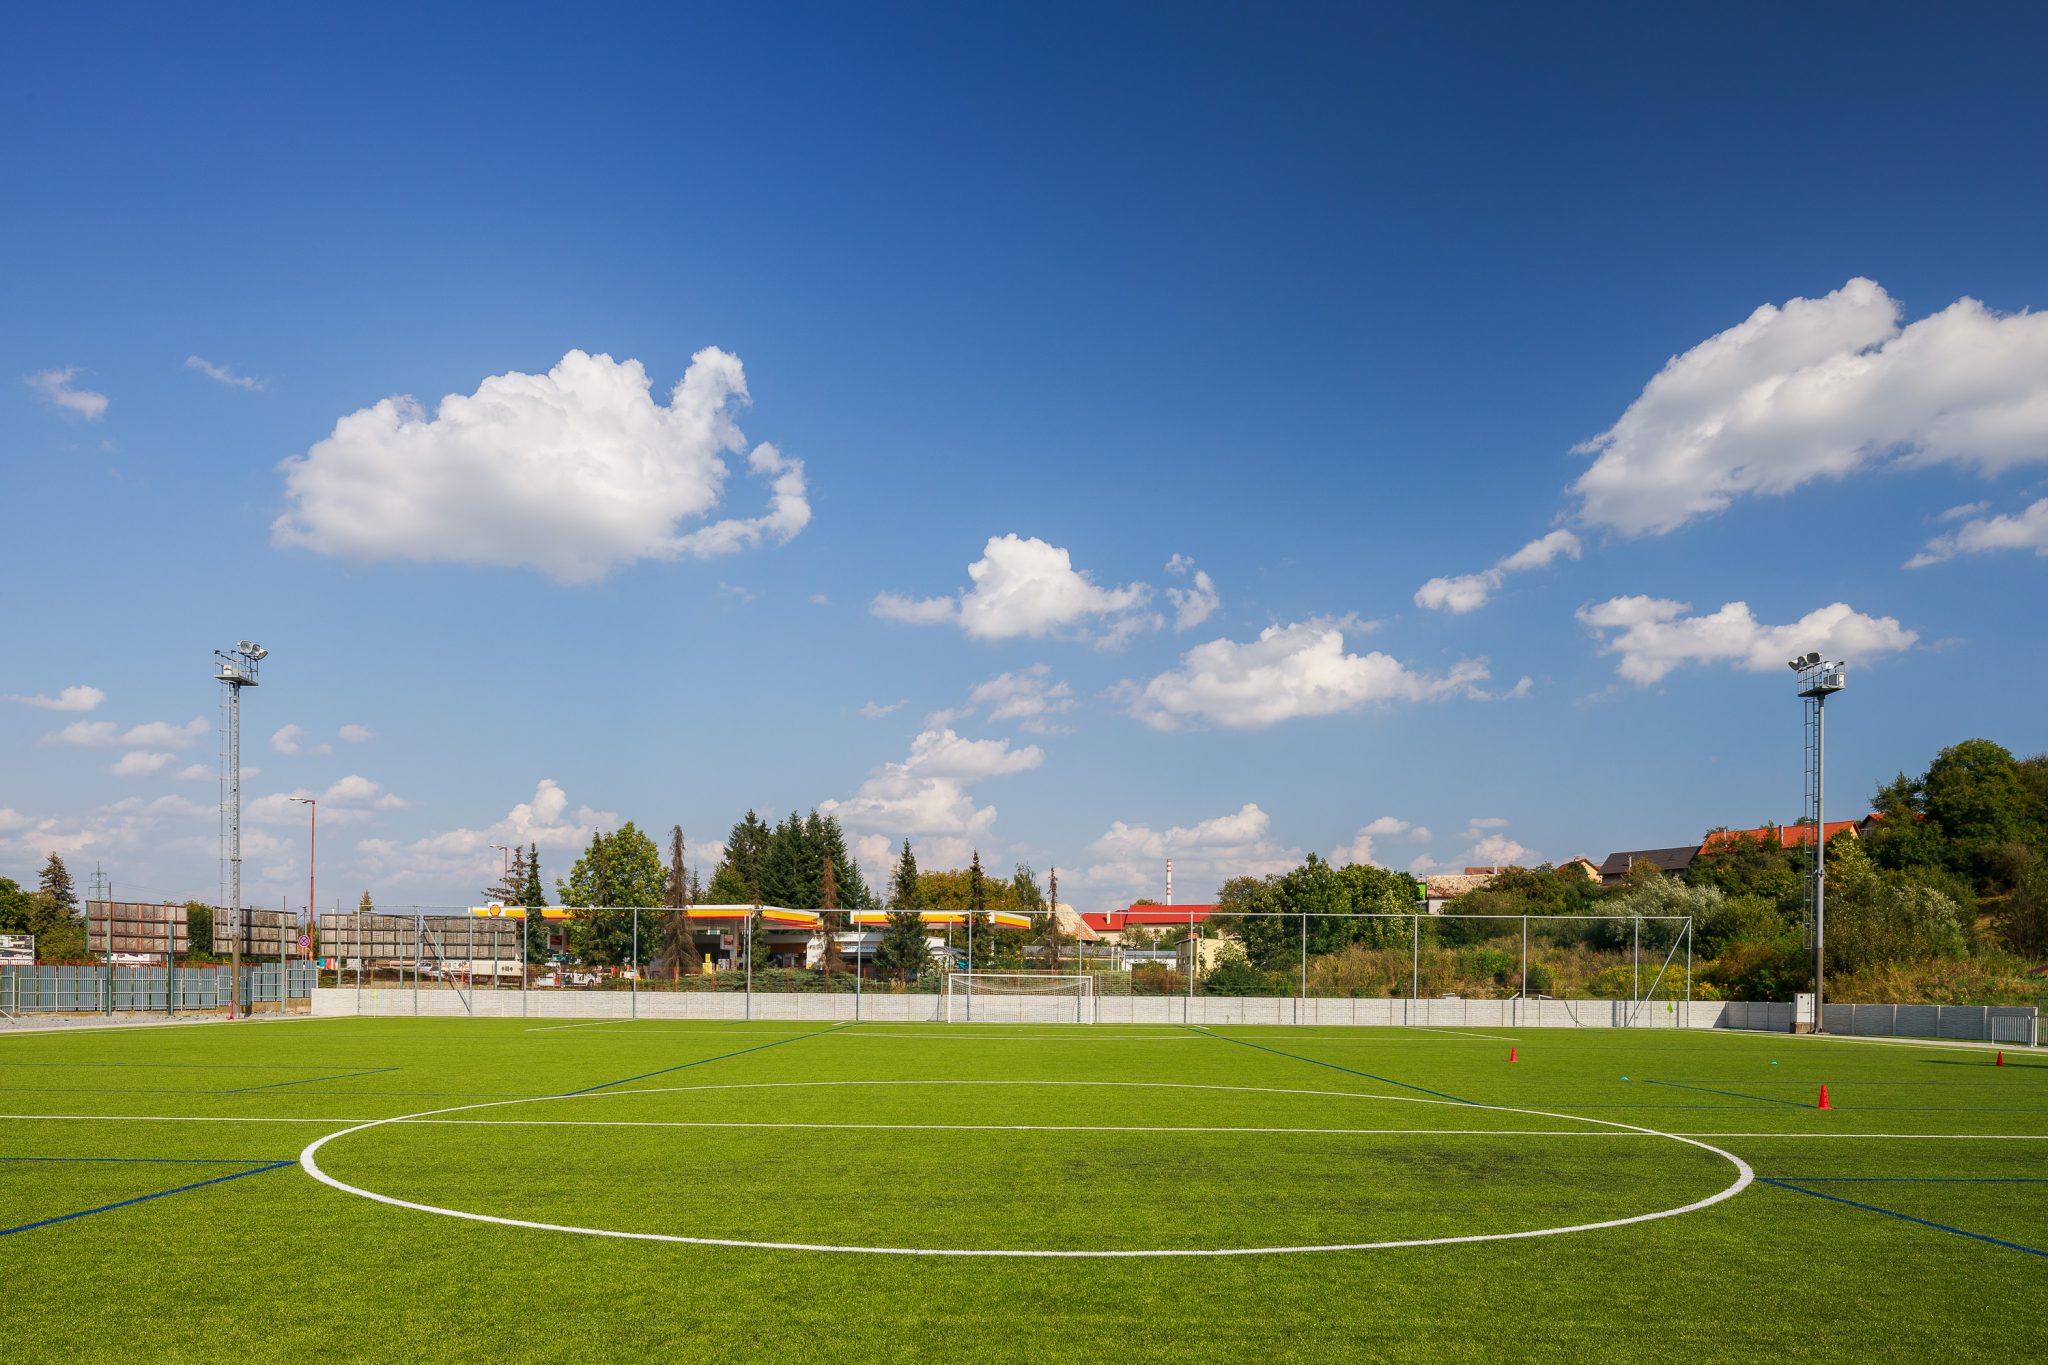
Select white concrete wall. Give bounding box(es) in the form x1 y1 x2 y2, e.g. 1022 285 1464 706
310 987 2036 1041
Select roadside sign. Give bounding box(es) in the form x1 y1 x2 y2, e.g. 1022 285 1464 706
0 933 33 965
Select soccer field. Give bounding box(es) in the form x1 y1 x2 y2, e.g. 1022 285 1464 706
3 1018 2044 1361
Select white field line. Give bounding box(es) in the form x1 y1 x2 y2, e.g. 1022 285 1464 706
523 1020 630 1033
8 1113 2046 1141
381 1119 1635 1136
297 1078 1758 1257
524 1028 1206 1042
0 1113 384 1123
1716 1030 2039 1057
0 1015 334 1041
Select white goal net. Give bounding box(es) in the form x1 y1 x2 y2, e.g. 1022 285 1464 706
944 973 1095 1024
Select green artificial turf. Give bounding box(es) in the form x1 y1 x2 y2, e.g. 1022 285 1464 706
1 1017 2044 1361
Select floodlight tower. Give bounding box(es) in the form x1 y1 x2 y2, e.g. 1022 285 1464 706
216 641 267 1018
1788 651 1846 1031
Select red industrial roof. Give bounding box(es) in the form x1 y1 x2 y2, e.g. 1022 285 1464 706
1082 904 1217 933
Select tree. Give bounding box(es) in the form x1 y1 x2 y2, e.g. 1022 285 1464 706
1923 739 2031 851
962 850 992 968
1824 839 1967 973
183 901 215 960
707 811 774 904
558 822 666 965
358 890 374 913
816 852 846 976
39 853 77 916
0 878 31 933
1214 874 1289 969
657 825 702 979
521 845 549 963
874 841 931 981
482 852 523 907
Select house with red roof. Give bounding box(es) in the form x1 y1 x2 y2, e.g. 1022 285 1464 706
1082 903 1217 938
1698 820 1865 854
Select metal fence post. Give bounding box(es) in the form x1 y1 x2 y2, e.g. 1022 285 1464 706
1411 914 1420 1012
413 911 421 1016
1632 916 1640 1008
632 908 639 1020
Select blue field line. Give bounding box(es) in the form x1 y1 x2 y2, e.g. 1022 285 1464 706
0 1155 289 1165
1640 1079 1813 1108
1761 1175 2048 1184
0 1160 295 1238
227 1067 400 1093
561 1023 849 1097
1188 1028 1471 1104
1757 1178 2048 1259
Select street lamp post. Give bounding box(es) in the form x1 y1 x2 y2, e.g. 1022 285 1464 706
1789 652 1847 1033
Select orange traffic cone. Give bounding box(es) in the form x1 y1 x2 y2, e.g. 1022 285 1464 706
1997 1051 2005 1067
1509 1046 1518 1063
1816 1084 1832 1111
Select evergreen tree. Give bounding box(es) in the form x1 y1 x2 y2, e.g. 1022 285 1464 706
482 851 522 906
358 890 374 913
707 811 774 904
874 840 930 981
817 851 845 975
521 844 549 963
816 815 874 909
964 849 991 967
38 853 77 916
658 825 702 978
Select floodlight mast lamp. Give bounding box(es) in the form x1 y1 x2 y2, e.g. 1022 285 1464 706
216 641 266 1020
1789 651 1846 1032
290 797 315 960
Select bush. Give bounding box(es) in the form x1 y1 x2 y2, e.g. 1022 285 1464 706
1200 950 1288 997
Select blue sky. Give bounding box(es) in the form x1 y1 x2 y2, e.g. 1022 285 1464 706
5 3 2046 913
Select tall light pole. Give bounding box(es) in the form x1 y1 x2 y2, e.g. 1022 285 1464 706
1789 651 1846 1033
290 797 316 961
216 640 266 1020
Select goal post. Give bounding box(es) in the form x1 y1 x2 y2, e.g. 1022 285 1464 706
945 972 1095 1024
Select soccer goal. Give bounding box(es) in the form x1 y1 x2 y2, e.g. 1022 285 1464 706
944 973 1095 1024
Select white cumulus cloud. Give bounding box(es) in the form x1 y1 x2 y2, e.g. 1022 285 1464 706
1125 618 1495 731
1164 553 1221 631
823 728 1043 881
872 535 1154 646
1415 529 1583 614
110 751 175 777
356 779 616 893
272 348 810 584
1077 803 1300 909
1331 815 1435 868
338 724 375 744
119 717 209 750
1577 596 1918 685
3 685 105 712
964 665 1075 734
185 355 266 390
1906 498 2048 568
26 368 108 419
1573 279 2048 536
270 724 331 756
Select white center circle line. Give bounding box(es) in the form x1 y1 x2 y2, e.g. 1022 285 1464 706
298 1080 1755 1258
